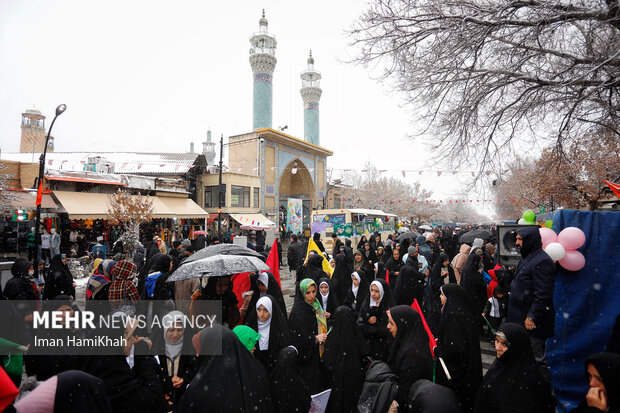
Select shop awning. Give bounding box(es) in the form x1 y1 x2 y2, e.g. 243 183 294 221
52 191 207 220
157 197 209 218
229 213 276 230
9 191 58 209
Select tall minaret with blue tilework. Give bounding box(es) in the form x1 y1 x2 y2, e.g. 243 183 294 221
300 51 322 146
249 10 277 130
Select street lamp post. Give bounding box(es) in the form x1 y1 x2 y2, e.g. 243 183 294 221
217 134 224 241
323 179 342 209
33 104 66 278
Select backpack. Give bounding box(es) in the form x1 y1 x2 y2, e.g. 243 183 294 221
144 272 162 299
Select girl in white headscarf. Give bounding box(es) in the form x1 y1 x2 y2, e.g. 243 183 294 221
318 277 338 321
344 271 369 313
153 310 196 408
357 278 395 360
245 294 290 374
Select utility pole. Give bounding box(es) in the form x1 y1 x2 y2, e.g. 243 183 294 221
217 134 224 241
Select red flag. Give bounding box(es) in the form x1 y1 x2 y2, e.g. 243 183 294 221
605 180 620 198
411 298 437 357
36 182 43 206
231 272 251 309
0 364 19 411
266 238 281 287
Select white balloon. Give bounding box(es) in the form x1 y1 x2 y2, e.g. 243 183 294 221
544 242 566 262
517 218 529 225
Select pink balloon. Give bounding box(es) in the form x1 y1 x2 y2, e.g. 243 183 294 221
558 227 586 250
539 227 558 249
559 250 586 271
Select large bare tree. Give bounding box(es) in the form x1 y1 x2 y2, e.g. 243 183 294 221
493 128 620 216
349 0 620 177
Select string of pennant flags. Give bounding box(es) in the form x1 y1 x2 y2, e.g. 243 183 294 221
329 198 552 204
44 158 512 177
328 168 506 177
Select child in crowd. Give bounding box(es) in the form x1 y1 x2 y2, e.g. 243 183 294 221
482 285 508 340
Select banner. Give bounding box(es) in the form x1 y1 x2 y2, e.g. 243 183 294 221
287 198 303 234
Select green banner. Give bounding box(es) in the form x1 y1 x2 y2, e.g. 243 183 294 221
343 224 354 237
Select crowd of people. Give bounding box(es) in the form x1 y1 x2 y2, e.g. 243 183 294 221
1 226 619 413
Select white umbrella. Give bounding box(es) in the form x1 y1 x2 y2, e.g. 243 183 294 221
167 254 270 281
418 224 433 231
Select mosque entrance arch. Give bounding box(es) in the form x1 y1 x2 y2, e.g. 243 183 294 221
279 159 315 234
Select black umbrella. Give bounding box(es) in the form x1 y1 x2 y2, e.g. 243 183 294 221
167 254 271 281
459 229 492 245
181 243 264 265
396 231 421 242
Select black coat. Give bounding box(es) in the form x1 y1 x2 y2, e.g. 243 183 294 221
357 279 395 361
194 234 206 251
507 226 556 338
324 306 368 413
436 284 482 413
288 299 324 394
287 240 300 269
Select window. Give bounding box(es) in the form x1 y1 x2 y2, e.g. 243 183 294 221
333 197 341 209
204 185 225 208
253 187 260 208
231 185 250 207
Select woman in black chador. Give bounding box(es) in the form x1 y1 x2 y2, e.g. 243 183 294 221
270 346 312 413
44 254 75 299
150 310 197 409
317 277 339 322
385 248 403 289
245 294 290 375
331 254 351 305
436 284 482 412
246 271 287 322
288 278 328 394
426 252 455 333
393 264 426 307
386 305 434 408
323 306 369 413
474 322 555 413
177 324 273 413
343 271 369 314
357 279 395 361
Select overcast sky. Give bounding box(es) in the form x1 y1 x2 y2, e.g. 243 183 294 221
0 0 495 215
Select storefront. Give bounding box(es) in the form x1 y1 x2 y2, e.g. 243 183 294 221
0 190 59 259
51 191 208 255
